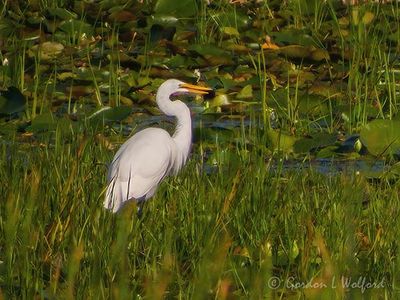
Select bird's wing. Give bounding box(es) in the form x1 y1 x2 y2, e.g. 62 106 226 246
105 128 175 212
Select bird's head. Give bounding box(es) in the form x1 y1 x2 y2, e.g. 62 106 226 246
158 79 212 99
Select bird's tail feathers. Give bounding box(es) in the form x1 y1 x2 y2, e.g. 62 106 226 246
104 179 129 213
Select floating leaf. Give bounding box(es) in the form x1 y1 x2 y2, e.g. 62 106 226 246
360 119 400 157
150 15 179 27
279 45 310 59
211 11 250 30
221 27 239 37
30 41 64 60
47 8 78 20
297 94 329 116
189 44 227 57
109 10 136 22
271 29 317 47
154 0 197 18
316 145 340 158
27 113 56 132
310 48 330 61
208 94 230 108
57 72 77 81
267 129 297 153
294 133 337 153
309 84 343 100
236 85 253 100
67 86 94 98
59 19 94 37
165 55 187 68
87 106 132 123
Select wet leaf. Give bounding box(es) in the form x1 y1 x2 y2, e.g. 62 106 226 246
287 69 315 86
360 119 400 157
154 0 197 18
267 129 297 153
149 15 179 27
57 72 77 81
236 85 253 100
316 145 340 158
59 19 94 37
208 94 230 108
87 106 132 123
67 86 94 98
309 84 343 100
189 44 227 57
30 41 64 60
279 45 310 59
27 113 56 132
294 133 337 153
109 10 136 22
297 94 329 116
221 27 239 37
211 11 250 30
271 29 317 47
47 8 78 20
310 48 330 61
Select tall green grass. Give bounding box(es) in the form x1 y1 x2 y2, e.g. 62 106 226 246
0 127 399 298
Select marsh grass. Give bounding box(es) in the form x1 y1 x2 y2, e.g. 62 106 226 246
0 126 399 298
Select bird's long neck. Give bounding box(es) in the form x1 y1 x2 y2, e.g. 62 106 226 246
157 94 192 169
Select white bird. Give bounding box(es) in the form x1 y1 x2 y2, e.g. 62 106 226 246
104 79 212 213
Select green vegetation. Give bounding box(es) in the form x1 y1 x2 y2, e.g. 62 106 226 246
0 0 400 298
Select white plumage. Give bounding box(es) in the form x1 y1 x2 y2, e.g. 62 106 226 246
104 79 211 213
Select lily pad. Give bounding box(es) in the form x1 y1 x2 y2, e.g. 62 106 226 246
279 45 310 59
47 8 78 20
188 44 227 57
154 0 197 18
267 129 297 153
59 19 94 37
310 48 330 61
360 119 400 157
27 113 56 132
221 27 240 37
211 11 250 30
87 106 132 123
236 85 253 100
30 41 64 60
271 29 317 47
28 113 75 134
294 133 337 153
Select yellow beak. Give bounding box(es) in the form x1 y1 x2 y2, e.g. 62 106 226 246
179 83 213 95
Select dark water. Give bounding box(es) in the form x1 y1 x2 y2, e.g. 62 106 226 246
270 159 386 176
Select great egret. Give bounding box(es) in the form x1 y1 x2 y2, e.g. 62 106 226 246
104 79 212 213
